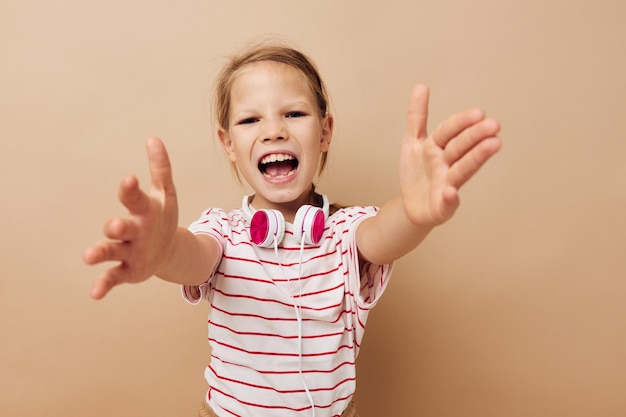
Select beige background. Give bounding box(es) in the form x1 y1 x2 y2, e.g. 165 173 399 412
2 0 625 416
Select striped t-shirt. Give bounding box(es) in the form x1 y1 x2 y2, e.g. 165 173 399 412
182 203 393 417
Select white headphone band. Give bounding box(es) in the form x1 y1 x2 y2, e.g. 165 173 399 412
241 194 329 219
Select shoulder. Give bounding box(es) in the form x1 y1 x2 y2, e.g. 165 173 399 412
188 207 247 234
330 204 380 218
327 205 380 232
190 206 245 221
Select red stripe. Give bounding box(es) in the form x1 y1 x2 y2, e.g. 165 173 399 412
211 287 343 311
213 357 355 374
209 385 355 413
210 299 354 324
209 320 349 340
217 264 344 285
210 364 356 393
209 338 355 358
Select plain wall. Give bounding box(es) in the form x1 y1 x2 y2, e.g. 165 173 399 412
2 1 625 416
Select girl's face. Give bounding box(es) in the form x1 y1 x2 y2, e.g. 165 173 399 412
218 61 333 219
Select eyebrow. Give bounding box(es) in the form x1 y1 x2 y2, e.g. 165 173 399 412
232 99 315 115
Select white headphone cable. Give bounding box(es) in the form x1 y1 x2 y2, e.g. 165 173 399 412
273 235 316 417
296 233 315 417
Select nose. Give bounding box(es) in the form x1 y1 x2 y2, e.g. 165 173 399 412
260 117 287 142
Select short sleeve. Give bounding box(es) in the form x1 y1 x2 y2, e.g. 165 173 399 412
335 206 393 308
180 208 226 305
337 206 393 308
331 205 394 356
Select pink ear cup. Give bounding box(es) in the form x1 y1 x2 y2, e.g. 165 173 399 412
250 209 285 247
310 210 325 244
294 205 325 245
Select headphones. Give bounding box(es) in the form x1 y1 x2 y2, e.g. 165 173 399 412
242 194 329 248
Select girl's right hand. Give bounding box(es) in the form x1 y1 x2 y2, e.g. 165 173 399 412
83 137 179 299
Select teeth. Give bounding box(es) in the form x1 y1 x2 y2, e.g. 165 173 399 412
260 153 294 164
262 171 295 179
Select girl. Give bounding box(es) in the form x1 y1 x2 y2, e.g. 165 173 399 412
83 43 501 417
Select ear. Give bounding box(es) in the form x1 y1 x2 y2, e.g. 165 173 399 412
218 128 237 162
320 114 334 153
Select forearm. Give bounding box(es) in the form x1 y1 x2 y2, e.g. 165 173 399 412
357 197 434 265
155 227 220 286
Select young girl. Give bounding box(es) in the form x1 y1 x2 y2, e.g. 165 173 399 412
83 43 501 417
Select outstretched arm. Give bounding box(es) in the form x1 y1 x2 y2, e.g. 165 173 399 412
356 84 501 265
82 137 220 299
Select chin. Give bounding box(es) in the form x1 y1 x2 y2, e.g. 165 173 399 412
258 184 314 206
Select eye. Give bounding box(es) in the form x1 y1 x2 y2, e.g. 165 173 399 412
286 111 306 118
237 117 259 125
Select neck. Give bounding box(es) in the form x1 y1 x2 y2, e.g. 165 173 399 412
248 188 322 223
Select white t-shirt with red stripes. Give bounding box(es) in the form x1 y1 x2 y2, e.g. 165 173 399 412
182 202 393 417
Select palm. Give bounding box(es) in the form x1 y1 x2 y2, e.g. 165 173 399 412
399 85 501 227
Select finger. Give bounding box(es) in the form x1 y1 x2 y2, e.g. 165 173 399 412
82 241 129 265
118 174 151 214
448 137 502 189
146 137 176 197
444 118 501 165
90 265 127 300
441 185 460 217
103 217 138 241
433 108 485 149
405 84 430 140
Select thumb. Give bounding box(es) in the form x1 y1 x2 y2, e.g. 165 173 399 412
146 137 175 195
405 84 430 140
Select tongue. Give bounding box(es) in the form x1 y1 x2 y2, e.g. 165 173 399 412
264 161 294 177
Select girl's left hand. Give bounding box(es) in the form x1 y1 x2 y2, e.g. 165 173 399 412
399 84 501 227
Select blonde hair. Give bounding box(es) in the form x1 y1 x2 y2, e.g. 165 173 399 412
214 42 331 175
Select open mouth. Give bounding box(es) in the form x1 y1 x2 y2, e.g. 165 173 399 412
258 153 299 179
